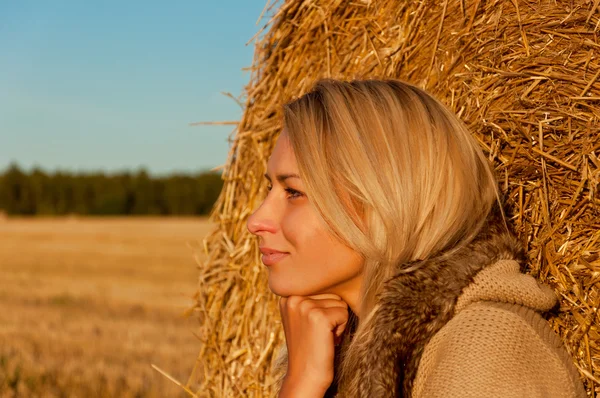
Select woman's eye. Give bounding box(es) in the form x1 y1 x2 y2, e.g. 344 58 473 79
285 188 302 199
265 184 302 199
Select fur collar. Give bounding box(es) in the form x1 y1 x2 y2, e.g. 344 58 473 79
333 205 526 397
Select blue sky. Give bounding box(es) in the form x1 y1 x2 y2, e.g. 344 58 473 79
0 1 271 175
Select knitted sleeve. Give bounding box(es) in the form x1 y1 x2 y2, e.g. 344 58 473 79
412 302 586 398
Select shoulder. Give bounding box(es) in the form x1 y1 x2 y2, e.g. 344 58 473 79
411 301 586 398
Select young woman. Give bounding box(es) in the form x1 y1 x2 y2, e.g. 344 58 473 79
246 79 585 398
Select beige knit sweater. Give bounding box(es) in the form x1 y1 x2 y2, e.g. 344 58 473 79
411 259 586 398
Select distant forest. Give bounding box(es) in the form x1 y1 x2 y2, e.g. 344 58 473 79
0 163 223 216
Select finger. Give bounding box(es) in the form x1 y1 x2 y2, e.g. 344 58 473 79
306 293 343 301
280 295 304 312
297 299 347 319
278 297 288 330
281 296 346 315
335 320 348 337
278 296 287 315
302 299 348 310
320 306 350 334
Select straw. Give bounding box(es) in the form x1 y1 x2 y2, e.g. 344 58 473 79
186 0 600 395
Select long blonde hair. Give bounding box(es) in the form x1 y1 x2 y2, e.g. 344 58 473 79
282 78 504 390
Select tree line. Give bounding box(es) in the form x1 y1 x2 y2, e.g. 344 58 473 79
0 163 223 216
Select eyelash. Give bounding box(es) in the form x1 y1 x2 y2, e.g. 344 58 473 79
266 184 303 199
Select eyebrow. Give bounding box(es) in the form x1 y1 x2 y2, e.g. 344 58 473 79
264 172 301 183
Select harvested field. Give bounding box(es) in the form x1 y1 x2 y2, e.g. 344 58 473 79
0 217 213 398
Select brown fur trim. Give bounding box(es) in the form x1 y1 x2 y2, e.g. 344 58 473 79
343 205 525 397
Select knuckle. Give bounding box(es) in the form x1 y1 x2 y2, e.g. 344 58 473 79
286 296 303 311
298 299 314 315
307 308 325 324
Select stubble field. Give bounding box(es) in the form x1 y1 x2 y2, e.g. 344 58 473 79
0 216 214 397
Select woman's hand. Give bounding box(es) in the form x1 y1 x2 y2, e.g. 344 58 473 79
278 293 349 397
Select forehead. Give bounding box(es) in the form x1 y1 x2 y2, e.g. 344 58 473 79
266 132 298 173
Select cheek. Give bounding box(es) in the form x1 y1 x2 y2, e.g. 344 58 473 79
273 205 362 295
280 204 324 253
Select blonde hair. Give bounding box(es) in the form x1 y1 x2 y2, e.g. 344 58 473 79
282 78 504 391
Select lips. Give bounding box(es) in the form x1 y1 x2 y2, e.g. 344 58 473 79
259 247 289 266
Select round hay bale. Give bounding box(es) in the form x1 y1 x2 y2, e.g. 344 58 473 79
188 0 600 396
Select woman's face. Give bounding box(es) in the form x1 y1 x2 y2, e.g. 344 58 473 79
247 130 364 298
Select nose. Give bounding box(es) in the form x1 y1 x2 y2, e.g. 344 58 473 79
247 196 278 236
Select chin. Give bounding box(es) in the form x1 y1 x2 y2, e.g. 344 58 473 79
267 274 329 297
268 279 299 297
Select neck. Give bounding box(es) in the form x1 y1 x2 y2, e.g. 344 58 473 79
333 273 363 316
